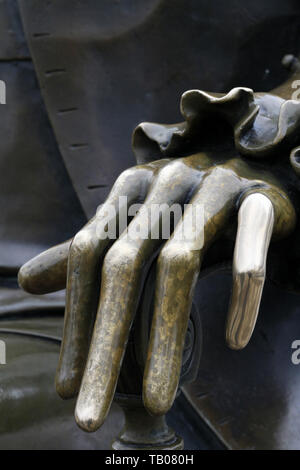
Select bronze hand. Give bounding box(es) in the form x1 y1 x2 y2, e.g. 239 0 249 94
18 59 300 431
18 153 295 430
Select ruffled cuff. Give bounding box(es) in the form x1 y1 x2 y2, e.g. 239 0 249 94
132 87 300 171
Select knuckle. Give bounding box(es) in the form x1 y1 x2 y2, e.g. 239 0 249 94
103 241 141 271
159 243 195 266
18 260 41 294
71 229 95 254
115 167 139 185
156 160 187 183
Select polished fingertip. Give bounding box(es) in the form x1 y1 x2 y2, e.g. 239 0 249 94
75 399 106 433
55 369 80 400
75 409 98 433
143 398 171 417
225 331 250 350
143 386 174 417
55 380 78 400
225 192 275 352
17 263 35 294
18 258 59 295
17 265 27 290
75 380 111 432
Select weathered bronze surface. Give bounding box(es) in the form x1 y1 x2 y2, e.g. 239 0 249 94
0 0 292 451
19 61 300 436
0 0 291 450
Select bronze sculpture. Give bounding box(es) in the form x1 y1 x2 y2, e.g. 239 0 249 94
19 70 300 434
1 0 300 450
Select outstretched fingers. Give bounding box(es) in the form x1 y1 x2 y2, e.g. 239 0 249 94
143 165 244 416
75 160 201 431
56 165 158 399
